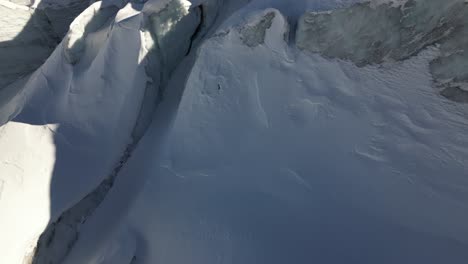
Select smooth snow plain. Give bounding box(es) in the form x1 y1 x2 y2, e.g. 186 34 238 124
0 0 468 263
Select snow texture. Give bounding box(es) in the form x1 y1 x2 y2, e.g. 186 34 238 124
0 1 149 262
1 0 468 263
53 5 468 264
24 1 220 263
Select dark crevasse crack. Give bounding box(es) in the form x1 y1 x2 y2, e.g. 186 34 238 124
30 146 134 264
185 5 204 56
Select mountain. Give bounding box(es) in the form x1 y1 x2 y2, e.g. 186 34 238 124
1 0 468 263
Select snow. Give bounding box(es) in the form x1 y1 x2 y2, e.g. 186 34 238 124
6 1 218 263
0 2 55 90
145 0 200 84
117 12 468 263
0 0 29 10
52 4 468 264
0 1 150 262
62 1 118 64
366 0 408 8
1 0 468 263
0 0 91 92
296 0 468 101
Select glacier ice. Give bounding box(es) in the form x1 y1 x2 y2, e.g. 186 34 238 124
296 0 468 101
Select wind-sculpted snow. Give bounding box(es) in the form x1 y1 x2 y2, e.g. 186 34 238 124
0 1 147 262
1 0 468 263
63 2 119 65
129 9 468 262
47 6 468 264
296 0 468 102
20 1 223 264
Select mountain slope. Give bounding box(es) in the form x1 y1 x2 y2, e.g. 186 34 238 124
0 0 468 263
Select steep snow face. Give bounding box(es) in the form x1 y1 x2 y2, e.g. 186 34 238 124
5 1 222 264
144 0 201 89
53 6 468 264
0 1 57 90
0 1 148 263
127 10 468 263
34 0 93 37
0 0 91 91
296 0 468 101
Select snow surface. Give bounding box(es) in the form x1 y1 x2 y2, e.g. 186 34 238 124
1 0 468 263
0 0 91 92
0 1 149 262
59 4 468 264
0 1 55 90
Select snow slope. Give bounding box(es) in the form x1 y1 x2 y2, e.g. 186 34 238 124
0 1 150 262
0 0 91 91
1 0 468 263
54 3 468 264
0 0 229 263
0 0 56 90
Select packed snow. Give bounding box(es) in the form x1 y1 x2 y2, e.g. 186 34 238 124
0 0 468 263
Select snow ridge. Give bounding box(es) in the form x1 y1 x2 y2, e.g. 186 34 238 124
27 1 225 263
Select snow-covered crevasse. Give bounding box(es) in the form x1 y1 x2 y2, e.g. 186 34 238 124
55 5 468 264
296 0 468 102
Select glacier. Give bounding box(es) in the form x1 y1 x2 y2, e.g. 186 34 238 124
0 0 468 263
296 0 468 101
